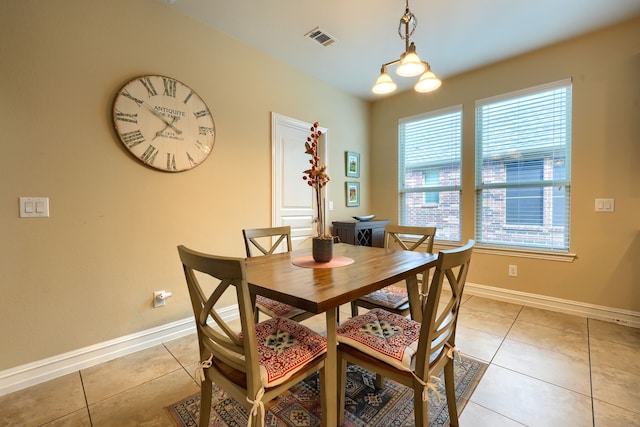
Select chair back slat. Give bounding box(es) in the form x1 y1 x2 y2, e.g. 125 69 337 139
384 224 436 253
178 245 262 392
384 224 438 307
415 240 474 376
243 226 292 257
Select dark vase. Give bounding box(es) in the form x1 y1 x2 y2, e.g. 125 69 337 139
312 237 333 263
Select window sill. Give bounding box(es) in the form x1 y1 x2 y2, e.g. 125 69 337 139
433 241 576 262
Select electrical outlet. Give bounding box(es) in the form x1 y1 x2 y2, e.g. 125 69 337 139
153 290 173 307
508 265 518 277
153 290 166 307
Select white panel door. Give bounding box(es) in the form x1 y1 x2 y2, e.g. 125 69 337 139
272 113 327 250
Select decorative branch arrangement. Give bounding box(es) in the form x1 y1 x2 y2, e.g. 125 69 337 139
303 122 331 238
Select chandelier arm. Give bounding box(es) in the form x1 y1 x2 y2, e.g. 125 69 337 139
381 58 401 69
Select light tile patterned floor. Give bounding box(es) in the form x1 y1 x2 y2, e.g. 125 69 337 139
1 296 639 426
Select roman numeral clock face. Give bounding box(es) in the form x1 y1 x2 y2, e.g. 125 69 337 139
112 75 215 172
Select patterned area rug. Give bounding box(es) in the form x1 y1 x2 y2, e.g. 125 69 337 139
167 356 486 427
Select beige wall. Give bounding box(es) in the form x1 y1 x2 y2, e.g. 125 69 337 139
0 0 369 370
371 18 640 312
1 1 638 373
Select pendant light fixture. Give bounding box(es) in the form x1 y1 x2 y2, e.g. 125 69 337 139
372 0 441 95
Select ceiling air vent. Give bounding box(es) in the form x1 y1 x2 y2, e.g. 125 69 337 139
305 27 336 47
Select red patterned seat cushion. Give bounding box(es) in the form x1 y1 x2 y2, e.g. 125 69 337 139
337 308 420 371
250 317 327 387
359 284 409 309
256 295 307 319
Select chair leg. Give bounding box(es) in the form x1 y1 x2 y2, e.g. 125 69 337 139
337 353 348 426
374 373 384 389
350 301 358 317
444 359 459 427
412 385 429 427
318 366 327 423
249 406 264 427
199 380 213 427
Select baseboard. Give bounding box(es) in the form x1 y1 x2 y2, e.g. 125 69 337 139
465 282 640 328
0 306 239 397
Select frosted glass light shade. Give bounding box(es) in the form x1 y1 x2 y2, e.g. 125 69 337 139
372 69 397 94
414 70 442 92
396 42 426 77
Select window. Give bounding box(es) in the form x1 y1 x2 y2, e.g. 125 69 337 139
399 106 462 241
505 159 543 226
475 79 572 251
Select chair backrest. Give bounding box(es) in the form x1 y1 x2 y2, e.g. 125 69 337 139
243 225 292 257
177 245 263 395
415 240 474 376
384 224 437 253
384 224 437 298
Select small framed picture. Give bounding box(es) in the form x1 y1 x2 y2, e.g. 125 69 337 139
346 181 360 207
345 151 360 178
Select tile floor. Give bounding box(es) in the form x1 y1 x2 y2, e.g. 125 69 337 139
1 294 639 426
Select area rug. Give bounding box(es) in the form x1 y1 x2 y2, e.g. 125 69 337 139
167 356 486 427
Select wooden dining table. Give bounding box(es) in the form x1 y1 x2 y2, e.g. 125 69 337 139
245 242 438 427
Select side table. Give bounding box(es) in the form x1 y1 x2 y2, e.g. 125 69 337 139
331 220 390 248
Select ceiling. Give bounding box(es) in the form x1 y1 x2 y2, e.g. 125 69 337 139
164 0 640 101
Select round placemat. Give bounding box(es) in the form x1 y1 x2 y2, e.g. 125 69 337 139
292 255 355 269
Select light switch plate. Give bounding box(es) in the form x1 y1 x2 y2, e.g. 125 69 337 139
594 198 614 212
19 197 49 218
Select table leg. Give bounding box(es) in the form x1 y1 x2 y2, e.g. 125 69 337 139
322 307 338 427
405 274 422 322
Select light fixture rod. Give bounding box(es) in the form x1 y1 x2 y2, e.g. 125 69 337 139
399 0 416 52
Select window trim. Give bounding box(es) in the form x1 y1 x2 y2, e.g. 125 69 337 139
434 241 577 262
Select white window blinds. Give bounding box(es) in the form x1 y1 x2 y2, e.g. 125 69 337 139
475 79 572 251
399 106 462 241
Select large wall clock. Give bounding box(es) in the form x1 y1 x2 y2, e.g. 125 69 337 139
112 75 215 172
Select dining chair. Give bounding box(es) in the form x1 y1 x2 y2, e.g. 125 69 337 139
350 224 437 318
337 240 475 427
243 226 317 322
177 245 328 427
